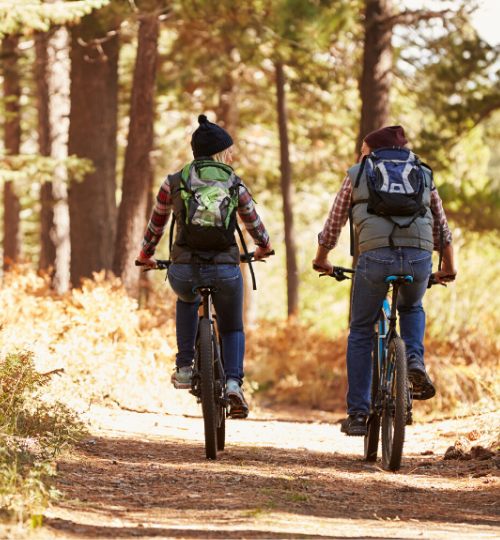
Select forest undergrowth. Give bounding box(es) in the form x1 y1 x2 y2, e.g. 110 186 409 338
0 345 84 535
1 261 499 420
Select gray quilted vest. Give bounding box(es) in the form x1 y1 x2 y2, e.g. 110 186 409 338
347 163 434 254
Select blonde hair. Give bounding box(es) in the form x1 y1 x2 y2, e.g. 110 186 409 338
211 147 231 164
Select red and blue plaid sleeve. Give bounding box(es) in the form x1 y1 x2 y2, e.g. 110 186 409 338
430 183 452 251
318 175 352 250
237 184 270 249
140 177 173 258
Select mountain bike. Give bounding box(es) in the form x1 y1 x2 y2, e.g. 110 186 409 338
136 250 274 460
320 266 454 471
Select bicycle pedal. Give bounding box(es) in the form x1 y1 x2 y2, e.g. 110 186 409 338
229 408 248 419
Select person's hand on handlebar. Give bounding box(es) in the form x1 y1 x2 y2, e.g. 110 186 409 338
254 245 273 262
136 253 157 269
312 245 333 274
434 268 457 284
433 245 457 284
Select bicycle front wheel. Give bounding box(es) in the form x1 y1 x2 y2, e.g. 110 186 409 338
381 336 408 471
199 319 217 460
364 337 380 462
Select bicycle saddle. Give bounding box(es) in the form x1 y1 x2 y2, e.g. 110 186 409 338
192 284 219 294
385 275 413 284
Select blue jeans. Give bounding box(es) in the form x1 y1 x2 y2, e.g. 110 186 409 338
167 263 245 385
347 247 433 415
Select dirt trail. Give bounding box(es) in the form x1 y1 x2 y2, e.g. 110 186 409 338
43 405 500 539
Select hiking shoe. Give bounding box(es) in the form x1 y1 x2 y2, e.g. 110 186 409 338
171 366 192 389
408 357 436 400
340 413 368 436
227 379 249 419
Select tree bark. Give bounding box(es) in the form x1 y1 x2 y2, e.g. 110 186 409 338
275 61 299 318
215 67 259 327
215 71 239 134
2 35 22 272
35 30 57 272
350 0 394 321
357 0 394 152
112 13 159 297
48 27 71 293
68 14 119 287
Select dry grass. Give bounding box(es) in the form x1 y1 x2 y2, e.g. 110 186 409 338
245 321 347 411
1 262 500 424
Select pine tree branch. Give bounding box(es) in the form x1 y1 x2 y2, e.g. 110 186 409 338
381 9 454 29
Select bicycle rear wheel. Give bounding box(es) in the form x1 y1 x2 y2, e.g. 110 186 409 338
381 336 408 471
215 332 226 451
364 337 380 462
199 319 217 460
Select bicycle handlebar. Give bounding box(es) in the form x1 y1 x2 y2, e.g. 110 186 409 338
239 249 275 263
316 265 355 282
135 259 171 272
427 273 455 288
135 250 275 273
317 266 455 287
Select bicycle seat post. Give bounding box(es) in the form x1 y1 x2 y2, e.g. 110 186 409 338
388 281 400 331
192 285 218 320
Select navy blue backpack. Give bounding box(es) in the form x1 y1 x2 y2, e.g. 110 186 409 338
352 147 430 250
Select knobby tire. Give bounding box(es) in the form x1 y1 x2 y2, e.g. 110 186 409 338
199 319 217 460
364 337 381 462
381 336 408 471
215 334 225 451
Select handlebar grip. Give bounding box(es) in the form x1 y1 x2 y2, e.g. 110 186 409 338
135 260 146 267
240 249 275 263
428 273 455 288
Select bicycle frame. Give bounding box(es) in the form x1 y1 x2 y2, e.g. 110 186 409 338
375 276 414 420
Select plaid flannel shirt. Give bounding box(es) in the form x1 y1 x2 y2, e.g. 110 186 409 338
318 175 452 251
140 176 270 258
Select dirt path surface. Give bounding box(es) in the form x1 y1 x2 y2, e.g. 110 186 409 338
43 405 500 539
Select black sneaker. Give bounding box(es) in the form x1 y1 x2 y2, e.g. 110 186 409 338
408 357 436 400
340 413 367 436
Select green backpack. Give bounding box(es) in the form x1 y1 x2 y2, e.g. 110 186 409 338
179 159 240 251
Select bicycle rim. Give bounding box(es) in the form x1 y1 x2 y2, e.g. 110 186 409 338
381 336 408 471
364 337 380 462
199 319 217 460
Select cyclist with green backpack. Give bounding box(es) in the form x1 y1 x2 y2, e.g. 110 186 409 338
313 126 457 436
137 115 272 416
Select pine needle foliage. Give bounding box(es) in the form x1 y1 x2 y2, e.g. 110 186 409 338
0 0 110 37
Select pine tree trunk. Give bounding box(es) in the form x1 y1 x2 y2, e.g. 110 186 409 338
2 35 22 272
357 0 394 152
48 27 71 293
35 31 57 272
215 68 259 327
112 13 159 297
275 61 299 318
216 71 239 134
68 15 119 287
350 0 394 321
139 163 156 309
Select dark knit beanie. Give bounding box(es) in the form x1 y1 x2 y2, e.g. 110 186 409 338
364 126 408 150
191 114 234 158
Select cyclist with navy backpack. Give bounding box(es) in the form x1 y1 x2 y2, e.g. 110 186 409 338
137 115 272 417
313 126 456 436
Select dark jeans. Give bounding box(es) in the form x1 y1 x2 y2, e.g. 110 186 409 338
347 247 433 415
167 263 245 385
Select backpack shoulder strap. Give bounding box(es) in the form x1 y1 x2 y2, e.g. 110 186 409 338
235 222 257 291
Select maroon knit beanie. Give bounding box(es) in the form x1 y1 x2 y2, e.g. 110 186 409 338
364 126 408 150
